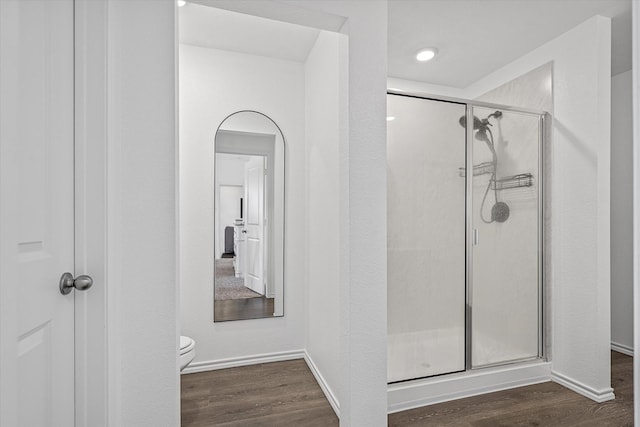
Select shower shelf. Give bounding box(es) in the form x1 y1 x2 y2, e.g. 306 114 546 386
490 173 534 190
458 165 534 190
458 161 494 177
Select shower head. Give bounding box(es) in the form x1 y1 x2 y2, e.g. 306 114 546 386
458 111 502 131
459 112 498 165
458 115 490 142
458 115 484 130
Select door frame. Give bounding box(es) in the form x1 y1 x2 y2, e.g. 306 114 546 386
74 1 110 425
215 128 277 300
74 1 181 425
633 4 640 425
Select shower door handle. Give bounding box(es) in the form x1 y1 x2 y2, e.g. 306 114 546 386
473 228 479 246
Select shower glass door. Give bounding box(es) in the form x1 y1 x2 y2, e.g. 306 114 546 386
469 105 543 368
387 94 467 382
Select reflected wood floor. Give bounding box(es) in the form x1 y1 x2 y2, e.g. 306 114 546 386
181 352 632 426
389 351 633 427
181 359 338 427
213 297 274 322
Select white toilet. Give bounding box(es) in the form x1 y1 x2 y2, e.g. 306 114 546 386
179 335 196 372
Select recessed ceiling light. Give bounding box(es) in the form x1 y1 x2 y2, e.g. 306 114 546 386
416 48 438 62
177 0 187 7
387 116 396 121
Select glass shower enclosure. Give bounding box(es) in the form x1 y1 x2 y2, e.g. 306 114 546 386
387 92 546 383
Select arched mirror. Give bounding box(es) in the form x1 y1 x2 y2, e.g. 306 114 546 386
213 111 285 322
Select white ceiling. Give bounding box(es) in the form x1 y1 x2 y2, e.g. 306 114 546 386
388 0 632 88
178 3 320 63
180 0 632 88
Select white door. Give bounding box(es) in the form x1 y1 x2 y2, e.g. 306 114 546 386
0 1 76 426
244 156 265 295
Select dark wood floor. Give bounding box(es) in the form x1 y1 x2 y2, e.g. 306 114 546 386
181 352 632 426
181 359 338 427
214 297 274 322
389 351 633 426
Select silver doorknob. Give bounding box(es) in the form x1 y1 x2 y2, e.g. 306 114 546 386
59 272 93 295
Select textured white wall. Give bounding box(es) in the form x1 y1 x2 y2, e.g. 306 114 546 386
303 29 345 411
179 44 306 363
304 30 343 411
610 70 633 353
476 63 553 111
289 2 389 425
106 0 179 425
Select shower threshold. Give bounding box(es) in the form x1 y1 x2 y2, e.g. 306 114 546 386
387 358 551 414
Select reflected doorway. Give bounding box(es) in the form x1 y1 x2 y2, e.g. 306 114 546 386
214 152 274 321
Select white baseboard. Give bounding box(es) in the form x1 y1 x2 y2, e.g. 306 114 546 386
181 349 305 374
388 361 552 414
551 371 615 403
304 351 340 417
611 342 634 357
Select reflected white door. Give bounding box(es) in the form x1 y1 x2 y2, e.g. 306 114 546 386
0 1 75 426
244 157 265 295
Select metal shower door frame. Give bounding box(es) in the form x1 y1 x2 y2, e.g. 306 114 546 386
387 90 548 374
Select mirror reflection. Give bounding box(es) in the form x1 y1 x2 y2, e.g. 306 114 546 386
214 111 285 322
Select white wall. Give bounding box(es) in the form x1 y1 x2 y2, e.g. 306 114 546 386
179 44 306 364
319 4 388 425
216 3 389 424
611 70 634 354
476 63 553 112
284 2 388 425
106 0 179 425
216 156 246 186
304 30 343 412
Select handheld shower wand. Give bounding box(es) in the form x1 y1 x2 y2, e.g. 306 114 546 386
458 110 508 223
